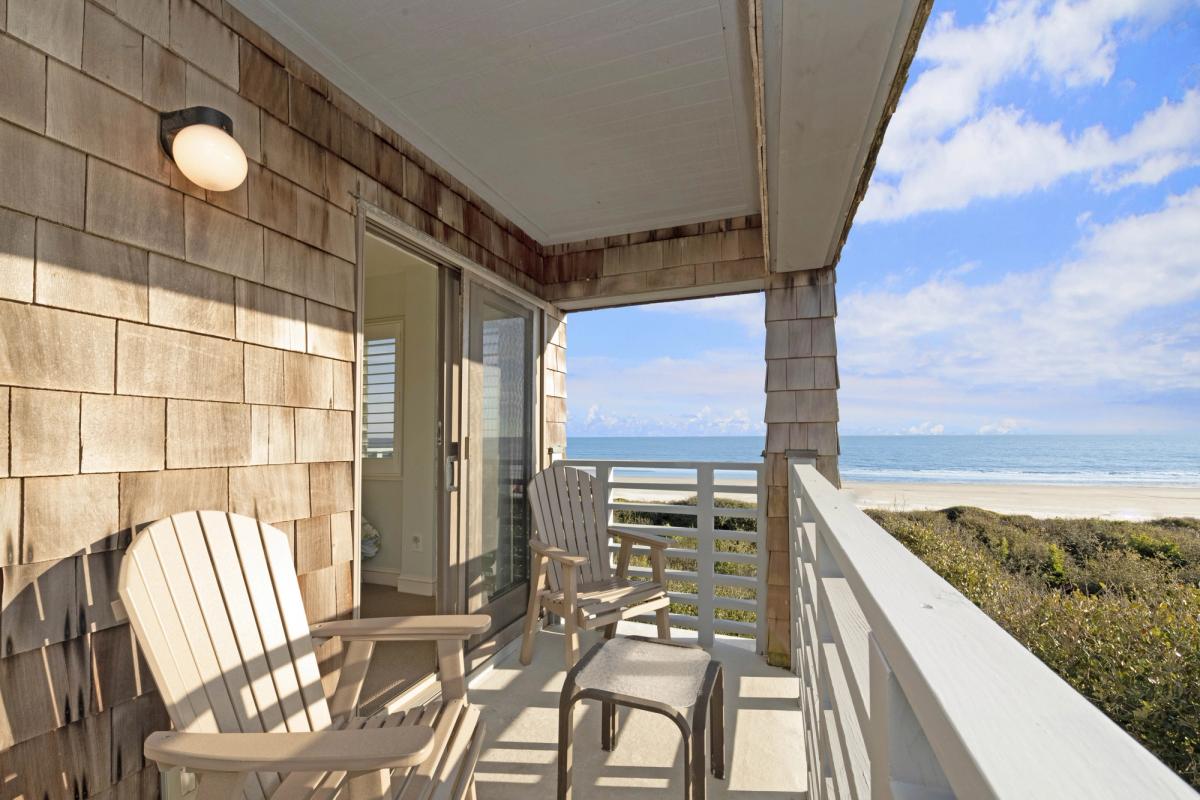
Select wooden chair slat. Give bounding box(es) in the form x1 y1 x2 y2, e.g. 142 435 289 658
565 466 597 584
121 524 207 731
257 518 332 730
589 470 611 581
396 697 467 800
149 516 273 800
171 513 269 734
227 513 313 732
136 519 239 734
195 511 290 736
429 704 483 800
559 467 590 584
528 476 562 591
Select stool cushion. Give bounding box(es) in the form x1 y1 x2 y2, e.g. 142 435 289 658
575 638 711 710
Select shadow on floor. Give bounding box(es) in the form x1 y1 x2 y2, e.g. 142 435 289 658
358 583 437 714
469 621 808 799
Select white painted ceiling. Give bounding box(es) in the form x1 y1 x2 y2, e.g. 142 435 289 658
234 0 759 243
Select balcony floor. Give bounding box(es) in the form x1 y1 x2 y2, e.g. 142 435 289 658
469 621 807 799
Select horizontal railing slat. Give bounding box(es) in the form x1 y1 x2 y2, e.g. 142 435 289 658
820 642 870 799
818 576 871 732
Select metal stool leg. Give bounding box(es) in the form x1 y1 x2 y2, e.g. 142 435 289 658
681 725 694 800
711 666 725 779
601 699 619 751
558 691 577 800
692 713 707 800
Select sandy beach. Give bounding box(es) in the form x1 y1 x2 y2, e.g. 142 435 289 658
609 476 1200 520
844 481 1200 521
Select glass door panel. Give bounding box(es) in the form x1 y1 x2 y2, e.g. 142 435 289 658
466 284 534 633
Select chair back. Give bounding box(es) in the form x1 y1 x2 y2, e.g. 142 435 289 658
118 510 331 799
528 464 611 592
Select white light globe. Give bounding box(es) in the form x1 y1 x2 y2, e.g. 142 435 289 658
171 124 248 192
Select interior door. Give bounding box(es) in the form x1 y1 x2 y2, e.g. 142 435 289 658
465 282 535 639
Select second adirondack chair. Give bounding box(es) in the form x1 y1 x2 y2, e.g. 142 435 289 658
117 509 489 800
522 463 673 667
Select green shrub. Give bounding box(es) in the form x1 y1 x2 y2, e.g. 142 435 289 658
866 507 1200 788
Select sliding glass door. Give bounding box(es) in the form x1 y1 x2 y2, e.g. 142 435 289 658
465 283 535 637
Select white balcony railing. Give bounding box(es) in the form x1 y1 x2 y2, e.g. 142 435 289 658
557 458 767 650
789 460 1196 800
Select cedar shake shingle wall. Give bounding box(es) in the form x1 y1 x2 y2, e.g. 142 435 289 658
0 0 545 795
762 267 840 667
543 214 766 306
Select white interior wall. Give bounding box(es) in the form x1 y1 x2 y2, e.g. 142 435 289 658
363 236 440 594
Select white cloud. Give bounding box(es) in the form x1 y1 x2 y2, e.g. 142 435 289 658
861 0 1198 222
905 422 946 435
568 349 765 436
979 418 1021 434
840 188 1200 399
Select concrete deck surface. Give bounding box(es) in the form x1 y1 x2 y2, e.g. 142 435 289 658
469 622 807 799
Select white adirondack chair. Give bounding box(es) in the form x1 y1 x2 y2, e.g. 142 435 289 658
116 510 489 800
521 464 673 666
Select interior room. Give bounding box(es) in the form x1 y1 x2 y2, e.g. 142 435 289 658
358 233 443 711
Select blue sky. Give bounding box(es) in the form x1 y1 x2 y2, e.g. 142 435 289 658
568 0 1200 437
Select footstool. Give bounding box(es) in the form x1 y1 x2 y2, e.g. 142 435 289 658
557 636 725 799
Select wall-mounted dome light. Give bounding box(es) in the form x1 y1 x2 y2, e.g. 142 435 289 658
160 106 247 192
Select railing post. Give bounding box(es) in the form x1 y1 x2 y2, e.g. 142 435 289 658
869 634 952 800
696 465 715 648
755 462 769 653
595 461 612 567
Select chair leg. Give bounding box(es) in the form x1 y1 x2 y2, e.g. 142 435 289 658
656 606 671 639
603 622 617 639
519 605 540 666
195 772 248 800
651 547 671 639
521 553 547 665
562 568 580 666
563 612 580 667
347 769 389 800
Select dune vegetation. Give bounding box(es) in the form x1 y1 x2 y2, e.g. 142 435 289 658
866 507 1200 789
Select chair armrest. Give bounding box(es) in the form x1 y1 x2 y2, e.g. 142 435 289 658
530 539 588 567
610 526 672 549
144 726 435 772
310 614 490 642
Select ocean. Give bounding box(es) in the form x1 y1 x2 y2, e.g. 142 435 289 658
566 435 1200 486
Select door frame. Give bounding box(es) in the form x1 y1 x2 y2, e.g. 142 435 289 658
353 200 548 643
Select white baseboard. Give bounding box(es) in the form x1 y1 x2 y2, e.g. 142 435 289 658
394 575 435 596
361 567 435 596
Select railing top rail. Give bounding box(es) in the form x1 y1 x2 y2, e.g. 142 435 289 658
559 458 763 471
791 462 1195 800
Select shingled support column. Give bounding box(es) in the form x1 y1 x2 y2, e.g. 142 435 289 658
763 267 840 667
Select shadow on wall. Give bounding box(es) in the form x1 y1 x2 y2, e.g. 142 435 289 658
0 501 349 797
0 216 345 333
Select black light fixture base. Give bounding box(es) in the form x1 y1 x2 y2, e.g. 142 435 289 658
159 106 234 159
